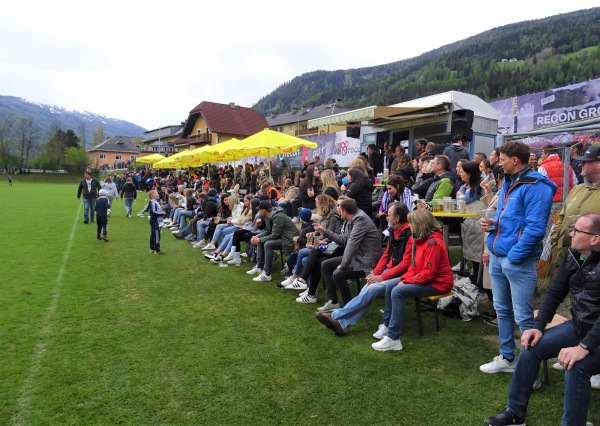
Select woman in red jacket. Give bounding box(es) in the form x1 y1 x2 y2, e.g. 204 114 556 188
372 208 454 351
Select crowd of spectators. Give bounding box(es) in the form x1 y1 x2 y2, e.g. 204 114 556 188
93 139 600 425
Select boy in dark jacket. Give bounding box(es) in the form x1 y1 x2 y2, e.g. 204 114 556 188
94 189 111 241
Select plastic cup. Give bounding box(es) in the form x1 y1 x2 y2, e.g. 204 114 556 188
481 208 496 231
443 199 452 213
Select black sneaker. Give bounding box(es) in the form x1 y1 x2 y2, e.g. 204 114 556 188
84 220 89 224
485 408 525 426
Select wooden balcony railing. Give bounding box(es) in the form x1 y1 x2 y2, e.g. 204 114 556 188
295 128 318 137
187 133 212 144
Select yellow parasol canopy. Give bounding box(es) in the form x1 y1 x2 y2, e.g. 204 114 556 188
137 153 166 164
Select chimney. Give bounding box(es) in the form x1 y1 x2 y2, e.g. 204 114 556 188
229 102 236 109
291 105 298 114
300 105 308 115
334 98 344 107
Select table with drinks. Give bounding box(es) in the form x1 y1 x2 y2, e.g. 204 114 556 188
426 197 480 248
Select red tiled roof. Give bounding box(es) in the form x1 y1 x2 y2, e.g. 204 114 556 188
190 101 268 136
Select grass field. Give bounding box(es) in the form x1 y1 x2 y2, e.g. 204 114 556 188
1 181 598 425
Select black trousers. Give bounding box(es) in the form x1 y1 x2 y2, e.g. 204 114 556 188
321 256 365 305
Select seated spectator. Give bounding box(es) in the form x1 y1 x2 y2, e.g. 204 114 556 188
203 192 243 251
312 198 383 311
371 208 453 351
246 200 299 282
320 169 340 201
277 178 299 216
281 194 340 292
284 208 315 278
225 200 264 266
342 167 374 217
411 156 435 199
484 213 600 426
424 155 459 202
315 201 412 335
291 165 322 222
391 153 416 186
375 175 412 233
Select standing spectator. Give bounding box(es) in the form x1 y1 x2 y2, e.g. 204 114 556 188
479 141 557 374
443 136 470 170
415 139 428 157
247 200 299 282
570 143 584 184
119 177 137 217
8 175 12 186
102 177 119 203
371 208 454 351
548 144 600 279
484 213 600 426
77 170 102 224
94 189 111 242
147 189 166 254
528 153 538 171
312 198 383 311
424 142 437 157
367 144 383 176
537 144 575 204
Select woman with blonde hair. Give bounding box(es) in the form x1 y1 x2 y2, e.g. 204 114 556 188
320 169 340 200
372 208 453 351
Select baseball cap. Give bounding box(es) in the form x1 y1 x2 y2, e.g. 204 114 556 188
259 200 272 211
573 144 600 162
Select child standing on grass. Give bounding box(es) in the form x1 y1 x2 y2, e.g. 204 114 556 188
95 189 111 242
148 189 166 254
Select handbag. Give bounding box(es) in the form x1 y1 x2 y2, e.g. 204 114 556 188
322 241 340 256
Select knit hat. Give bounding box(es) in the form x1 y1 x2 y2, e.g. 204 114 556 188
299 208 312 223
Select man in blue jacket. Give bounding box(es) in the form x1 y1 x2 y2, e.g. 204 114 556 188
479 141 557 374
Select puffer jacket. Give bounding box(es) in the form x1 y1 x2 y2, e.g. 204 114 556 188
345 175 374 216
538 154 573 202
487 169 557 264
534 250 600 352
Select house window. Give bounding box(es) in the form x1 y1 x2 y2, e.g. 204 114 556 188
131 156 136 161
99 154 106 159
279 127 284 133
115 155 122 160
289 124 295 131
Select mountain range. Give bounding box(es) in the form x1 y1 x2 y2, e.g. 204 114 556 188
253 7 600 115
0 95 146 147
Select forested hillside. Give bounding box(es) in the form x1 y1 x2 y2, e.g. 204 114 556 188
253 8 600 114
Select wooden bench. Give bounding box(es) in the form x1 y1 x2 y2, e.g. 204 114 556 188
415 293 453 337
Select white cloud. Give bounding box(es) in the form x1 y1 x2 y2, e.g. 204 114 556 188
0 0 598 129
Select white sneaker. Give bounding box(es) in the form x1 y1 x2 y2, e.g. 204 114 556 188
479 355 516 374
317 300 340 312
227 256 242 265
171 229 181 234
372 324 389 340
240 253 248 258
210 255 223 264
218 262 229 268
552 362 564 372
280 276 294 287
253 272 272 282
532 375 542 391
591 374 600 390
202 243 216 251
223 252 235 262
372 336 403 352
281 265 289 274
451 261 462 272
298 289 310 298
246 266 262 275
193 239 206 248
285 278 308 290
296 294 317 303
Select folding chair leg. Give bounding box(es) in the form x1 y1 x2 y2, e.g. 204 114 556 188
415 298 424 337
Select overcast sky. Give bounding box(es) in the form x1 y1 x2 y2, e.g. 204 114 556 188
0 1 597 131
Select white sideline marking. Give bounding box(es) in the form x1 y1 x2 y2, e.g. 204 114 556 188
10 203 82 426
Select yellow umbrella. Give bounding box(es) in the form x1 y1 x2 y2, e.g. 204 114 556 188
152 151 194 169
218 129 318 174
137 153 166 164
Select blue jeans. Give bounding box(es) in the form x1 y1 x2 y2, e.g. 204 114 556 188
82 197 96 221
124 197 134 215
292 247 312 275
383 282 442 340
212 223 236 244
332 278 399 331
490 255 538 360
196 220 211 241
218 233 234 253
178 210 194 228
507 321 600 426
